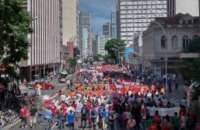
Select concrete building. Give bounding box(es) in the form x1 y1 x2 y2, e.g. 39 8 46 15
92 34 98 56
20 0 62 80
97 35 110 56
143 14 200 72
111 12 117 38
168 0 200 17
62 0 79 46
117 0 168 45
79 12 91 59
103 22 112 37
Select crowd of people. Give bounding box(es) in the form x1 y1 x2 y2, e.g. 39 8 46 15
2 64 200 130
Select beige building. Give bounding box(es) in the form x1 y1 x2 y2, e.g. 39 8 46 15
62 0 79 46
20 0 62 80
143 14 200 72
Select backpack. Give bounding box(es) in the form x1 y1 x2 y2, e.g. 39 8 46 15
30 106 37 116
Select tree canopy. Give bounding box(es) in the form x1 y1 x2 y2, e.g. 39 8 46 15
0 0 31 84
105 39 125 64
179 36 200 81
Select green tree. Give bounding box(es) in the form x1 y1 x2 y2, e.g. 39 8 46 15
68 58 77 73
179 36 200 81
187 36 200 53
105 39 125 64
93 54 103 61
0 0 31 85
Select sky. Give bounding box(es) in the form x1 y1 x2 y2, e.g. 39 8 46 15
80 0 116 34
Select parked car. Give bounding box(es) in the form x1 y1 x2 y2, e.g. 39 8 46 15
32 81 55 90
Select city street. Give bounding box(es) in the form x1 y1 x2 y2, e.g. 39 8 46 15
1 0 200 130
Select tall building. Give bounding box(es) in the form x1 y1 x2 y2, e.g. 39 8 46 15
111 12 117 38
62 0 79 46
168 0 200 17
97 35 110 56
102 22 112 37
20 0 62 80
117 0 168 45
79 12 91 58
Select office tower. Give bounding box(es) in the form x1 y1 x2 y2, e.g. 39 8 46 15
117 0 168 45
102 22 112 37
168 0 200 16
97 35 110 56
20 0 62 80
111 12 117 38
62 0 79 46
79 12 91 58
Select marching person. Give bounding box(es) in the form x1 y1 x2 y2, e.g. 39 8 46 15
20 104 29 128
67 110 75 130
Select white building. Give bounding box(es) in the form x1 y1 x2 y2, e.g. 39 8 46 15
79 12 91 58
20 0 62 80
143 14 200 72
97 35 110 56
117 0 168 45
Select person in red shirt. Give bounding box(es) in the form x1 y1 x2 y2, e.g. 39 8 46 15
61 102 67 116
148 120 159 130
153 110 161 124
20 105 29 128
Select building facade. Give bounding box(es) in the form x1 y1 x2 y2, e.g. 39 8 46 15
168 0 200 17
143 14 200 72
102 22 112 37
111 12 117 38
79 12 91 59
97 35 110 56
117 0 168 45
62 0 79 46
20 0 62 80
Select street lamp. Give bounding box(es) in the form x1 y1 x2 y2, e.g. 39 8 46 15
152 21 168 91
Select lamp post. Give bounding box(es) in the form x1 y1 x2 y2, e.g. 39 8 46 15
152 21 168 92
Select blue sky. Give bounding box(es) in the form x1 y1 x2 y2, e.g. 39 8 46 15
80 0 115 33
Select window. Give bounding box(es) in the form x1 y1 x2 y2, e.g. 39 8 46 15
171 35 178 49
161 36 167 49
182 35 190 52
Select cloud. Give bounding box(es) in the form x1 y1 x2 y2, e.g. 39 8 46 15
80 0 115 33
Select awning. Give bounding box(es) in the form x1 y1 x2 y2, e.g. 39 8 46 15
60 70 68 75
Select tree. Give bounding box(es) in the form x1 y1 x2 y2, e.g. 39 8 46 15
105 39 125 64
178 36 200 81
0 0 31 85
68 58 77 73
93 54 103 61
187 36 200 53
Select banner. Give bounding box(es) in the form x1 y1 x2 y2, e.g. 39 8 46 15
147 107 180 117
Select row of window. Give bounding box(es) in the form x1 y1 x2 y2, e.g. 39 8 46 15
121 19 153 23
120 1 167 6
120 5 166 10
160 35 198 50
120 13 166 19
120 9 167 14
121 23 149 28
